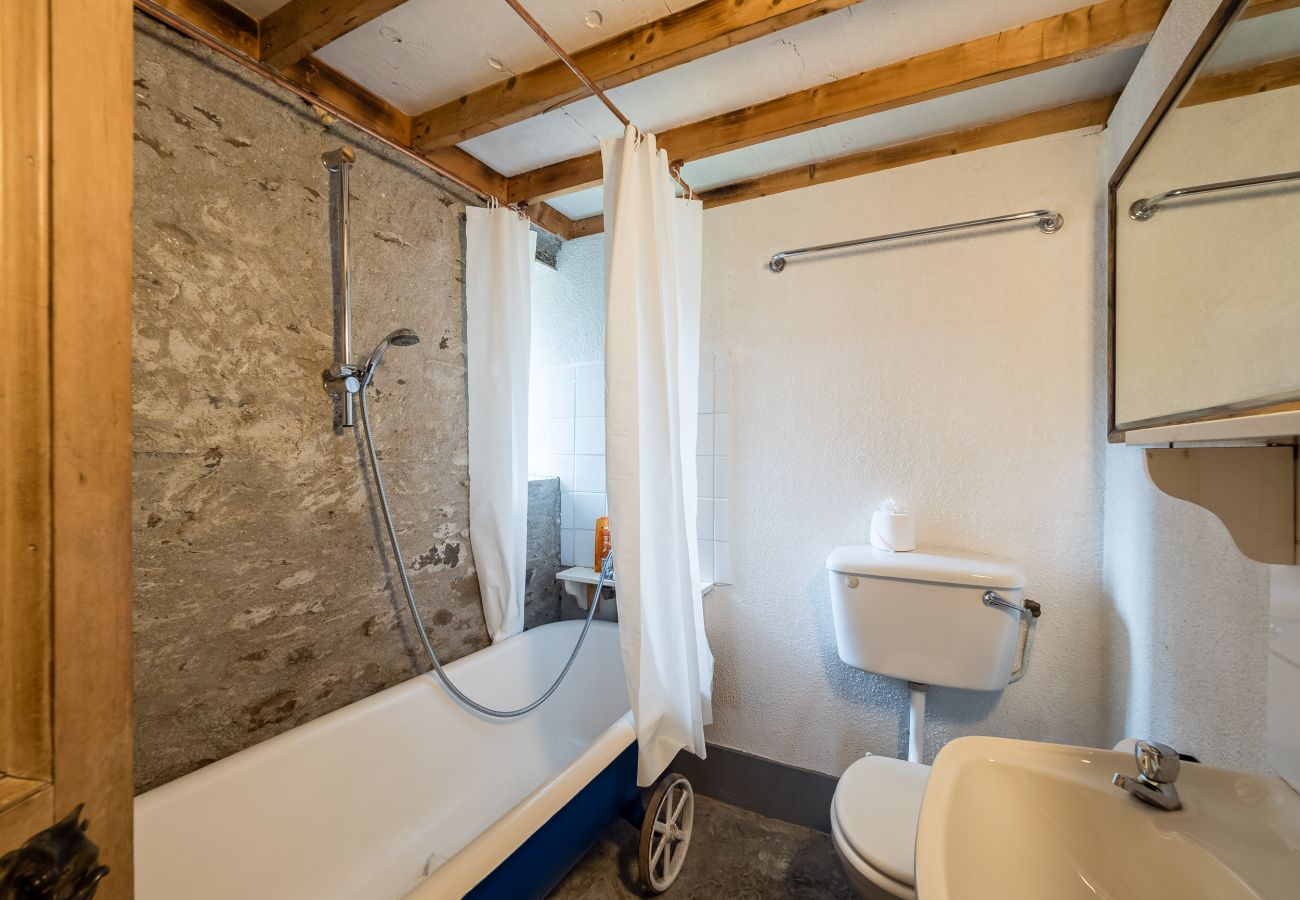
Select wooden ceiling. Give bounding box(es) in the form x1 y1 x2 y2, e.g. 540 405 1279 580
135 0 1293 239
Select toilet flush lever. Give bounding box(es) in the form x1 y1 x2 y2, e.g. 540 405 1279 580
983 591 1041 618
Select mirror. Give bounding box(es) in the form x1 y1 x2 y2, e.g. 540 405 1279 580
1113 0 1300 432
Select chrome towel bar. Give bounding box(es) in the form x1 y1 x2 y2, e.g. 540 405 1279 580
767 209 1063 273
1129 169 1300 220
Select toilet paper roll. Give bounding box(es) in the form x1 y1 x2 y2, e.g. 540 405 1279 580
870 511 916 552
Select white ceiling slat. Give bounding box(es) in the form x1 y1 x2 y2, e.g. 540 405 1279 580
312 0 698 115
218 0 1162 225
544 49 1145 220
1204 6 1300 73
459 0 1104 176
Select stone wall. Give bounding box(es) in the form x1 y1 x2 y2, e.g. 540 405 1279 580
131 15 556 793
525 478 563 628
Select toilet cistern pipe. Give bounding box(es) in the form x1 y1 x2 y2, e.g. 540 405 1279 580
322 147 359 428
907 682 928 764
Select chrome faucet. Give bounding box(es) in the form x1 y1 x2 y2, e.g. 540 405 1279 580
1112 740 1183 811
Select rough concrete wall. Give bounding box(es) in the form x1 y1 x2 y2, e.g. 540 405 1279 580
525 477 563 628
131 16 555 793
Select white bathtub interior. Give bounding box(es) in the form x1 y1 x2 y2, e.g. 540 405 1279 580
134 620 631 900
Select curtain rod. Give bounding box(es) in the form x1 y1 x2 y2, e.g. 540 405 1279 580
502 0 695 199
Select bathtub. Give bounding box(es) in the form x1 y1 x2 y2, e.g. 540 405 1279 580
135 620 637 899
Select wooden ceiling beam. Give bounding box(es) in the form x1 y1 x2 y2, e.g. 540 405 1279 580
145 0 259 56
411 0 863 152
134 0 579 238
260 0 406 71
1243 0 1300 19
566 94 1120 237
508 0 1172 204
1180 53 1300 107
698 94 1120 209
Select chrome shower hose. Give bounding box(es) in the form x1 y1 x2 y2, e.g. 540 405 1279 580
358 385 609 718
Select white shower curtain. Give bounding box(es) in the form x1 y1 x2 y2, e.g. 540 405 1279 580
601 124 714 786
466 206 534 643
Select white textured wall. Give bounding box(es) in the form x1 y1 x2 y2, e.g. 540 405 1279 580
1103 0 1227 177
1101 447 1271 770
528 235 605 472
1101 0 1273 772
698 127 1110 775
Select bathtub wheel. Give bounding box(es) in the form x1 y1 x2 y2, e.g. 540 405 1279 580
639 772 693 893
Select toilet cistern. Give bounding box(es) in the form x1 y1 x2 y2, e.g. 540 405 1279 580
824 547 1043 900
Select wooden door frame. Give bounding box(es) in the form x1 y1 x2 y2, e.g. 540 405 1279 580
1 0 134 895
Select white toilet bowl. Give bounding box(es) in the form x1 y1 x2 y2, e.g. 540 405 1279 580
830 755 929 900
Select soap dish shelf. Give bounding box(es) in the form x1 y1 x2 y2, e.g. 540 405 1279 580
556 566 714 610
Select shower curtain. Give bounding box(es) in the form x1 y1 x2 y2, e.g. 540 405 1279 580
466 206 534 643
601 124 714 786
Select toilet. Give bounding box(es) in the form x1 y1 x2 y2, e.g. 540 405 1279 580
825 546 1029 899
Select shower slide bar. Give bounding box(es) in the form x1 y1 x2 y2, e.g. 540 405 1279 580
1128 169 1300 221
321 147 360 428
767 208 1064 273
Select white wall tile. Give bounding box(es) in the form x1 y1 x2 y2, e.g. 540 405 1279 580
714 413 730 457
575 416 605 455
560 490 574 530
697 413 714 455
560 529 574 567
697 540 715 584
698 369 715 414
576 529 597 567
713 499 730 542
547 454 576 492
714 541 732 584
547 379 575 419
714 368 731 414
575 362 603 382
697 497 714 540
699 350 715 372
576 454 606 493
549 365 575 383
697 456 714 498
714 456 730 500
574 491 607 532
575 377 605 418
547 417 575 455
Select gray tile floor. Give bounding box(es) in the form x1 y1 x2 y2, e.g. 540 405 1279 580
549 795 858 899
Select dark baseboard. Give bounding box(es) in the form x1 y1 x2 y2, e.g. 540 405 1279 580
669 743 838 834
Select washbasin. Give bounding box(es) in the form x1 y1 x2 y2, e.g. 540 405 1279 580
915 736 1300 899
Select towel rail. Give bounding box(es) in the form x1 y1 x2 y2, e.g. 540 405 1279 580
768 209 1063 272
1128 169 1300 220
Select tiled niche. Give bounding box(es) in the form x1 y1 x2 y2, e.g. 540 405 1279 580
542 354 733 584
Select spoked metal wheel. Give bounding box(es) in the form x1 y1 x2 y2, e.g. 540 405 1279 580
638 772 694 893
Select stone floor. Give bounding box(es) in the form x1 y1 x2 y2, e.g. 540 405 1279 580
548 795 858 899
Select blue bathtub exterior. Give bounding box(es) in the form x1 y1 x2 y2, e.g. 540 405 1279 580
466 742 641 900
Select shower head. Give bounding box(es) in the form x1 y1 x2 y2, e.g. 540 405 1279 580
360 328 420 387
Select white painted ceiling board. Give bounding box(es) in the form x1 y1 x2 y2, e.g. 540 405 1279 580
546 186 603 220
684 47 1144 189
313 0 698 115
1204 7 1300 73
543 48 1143 220
460 0 1102 175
